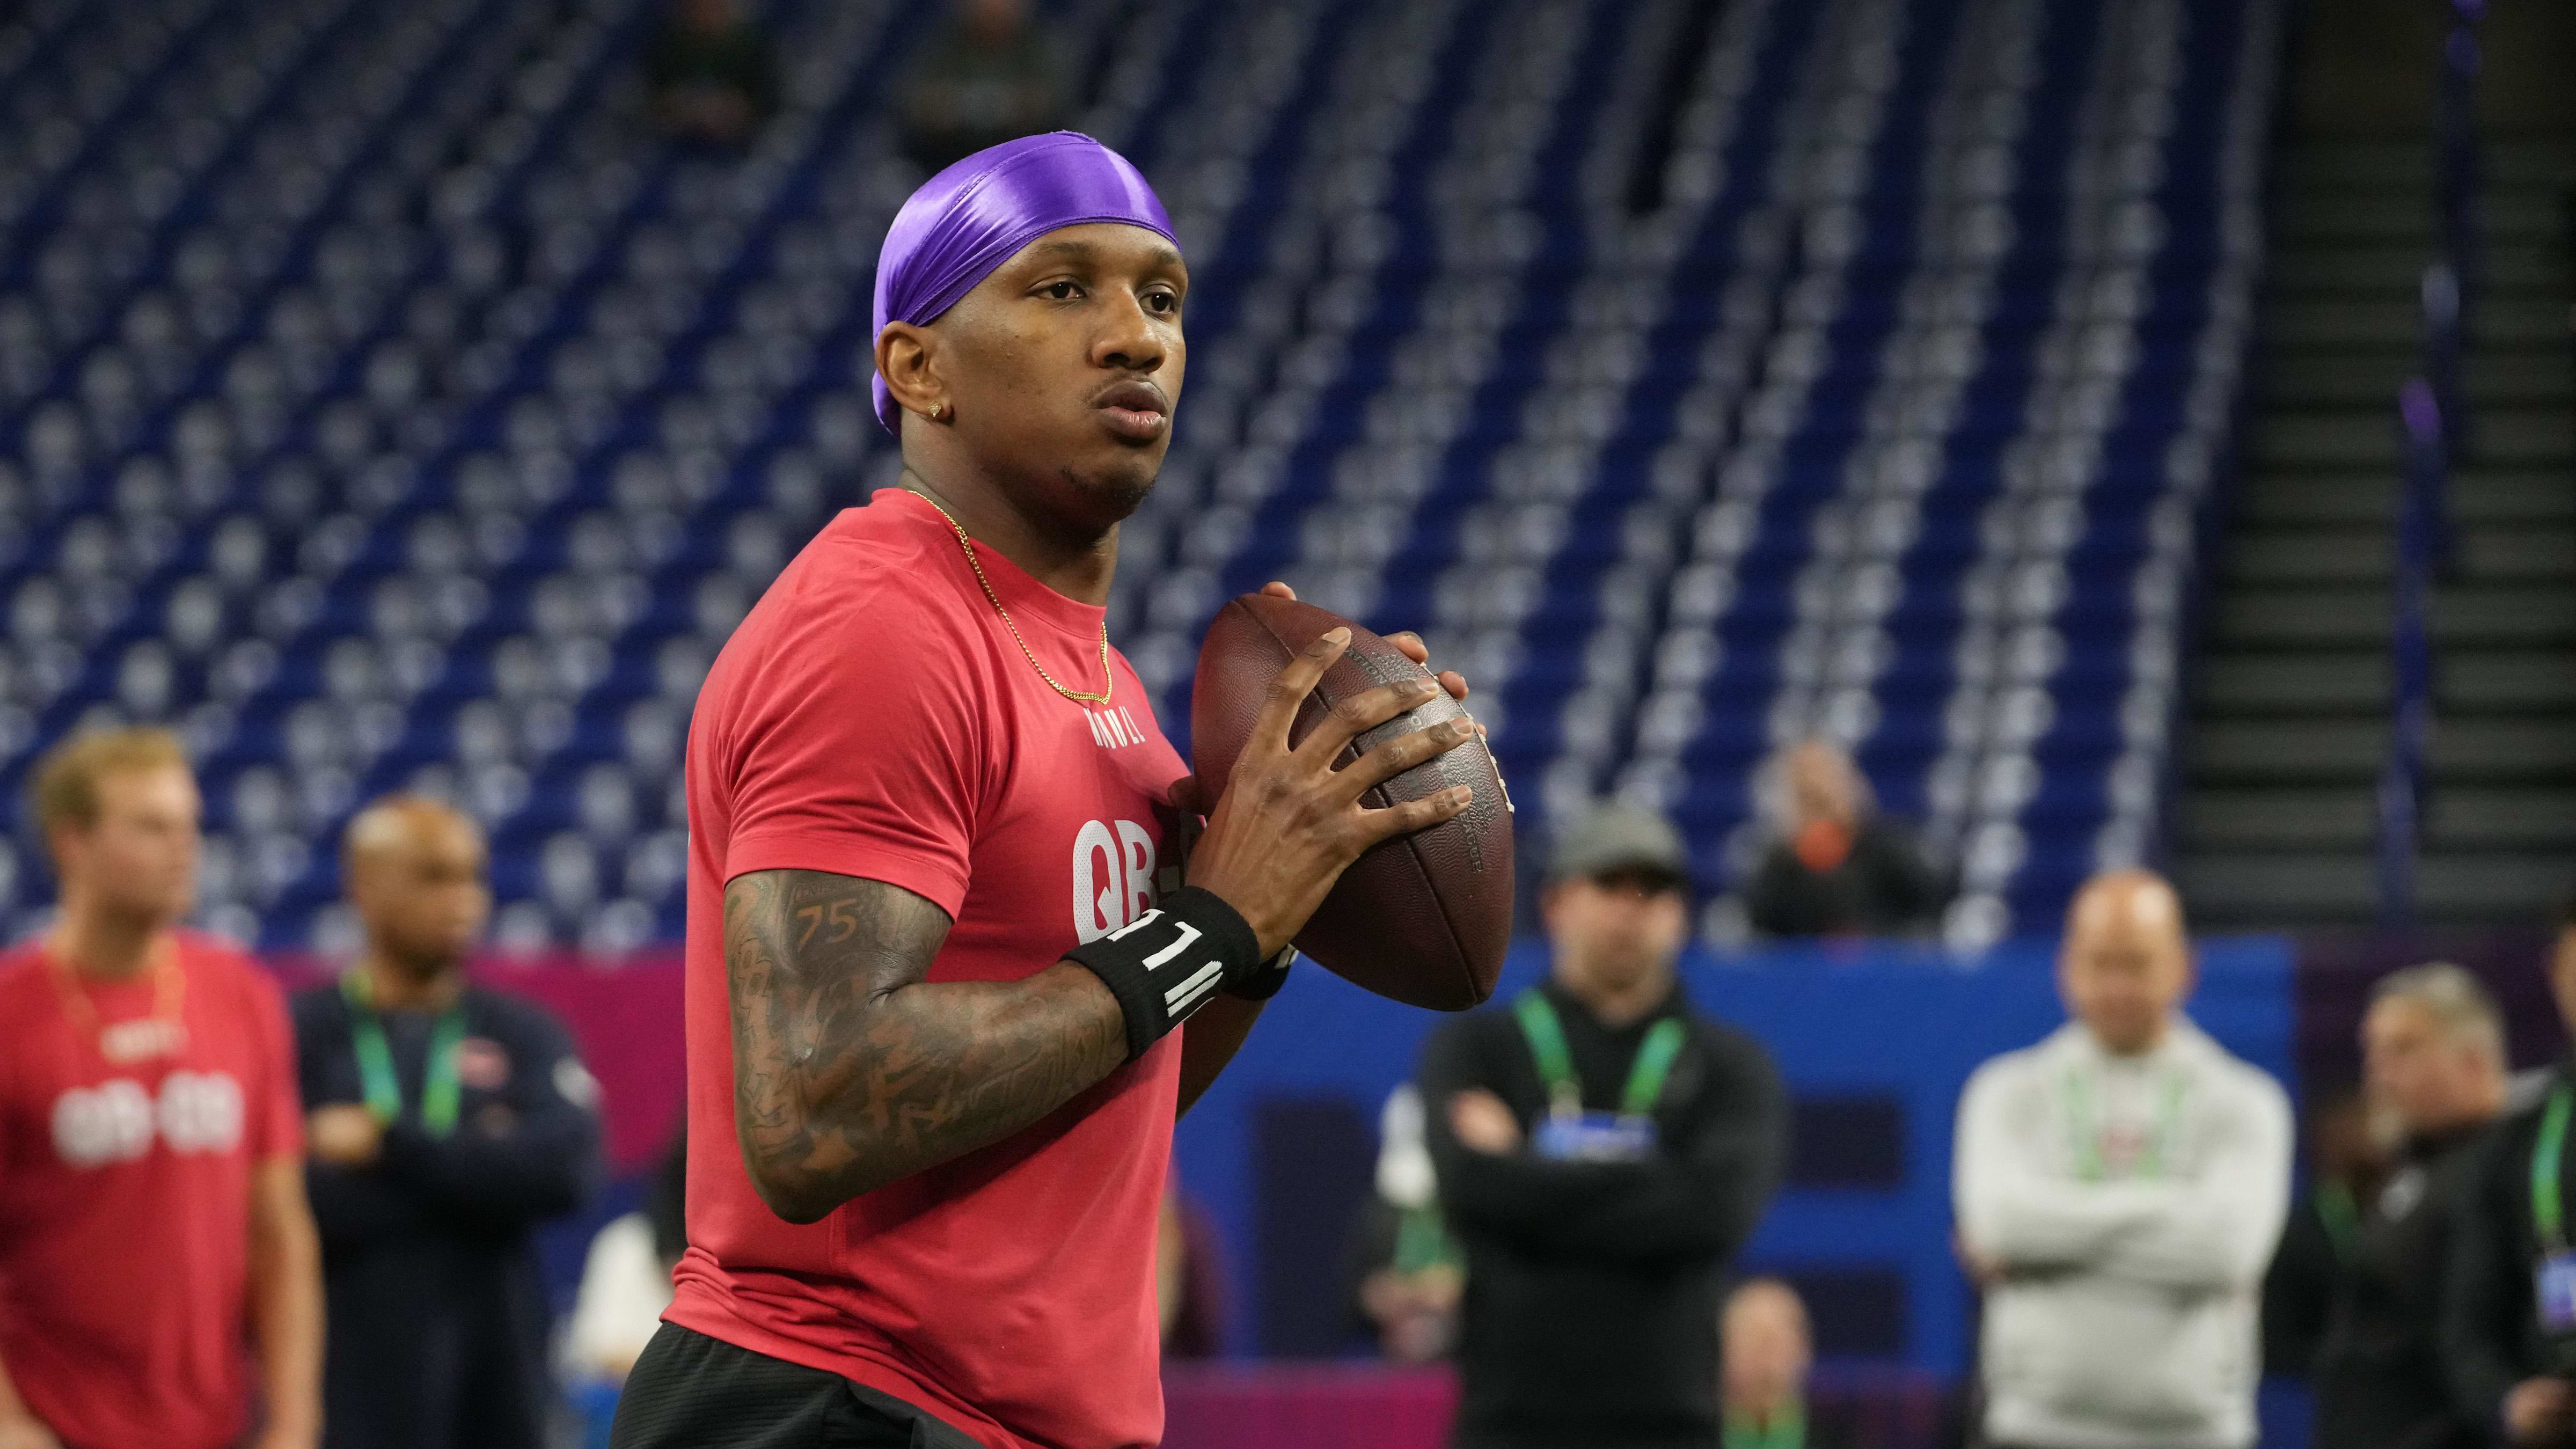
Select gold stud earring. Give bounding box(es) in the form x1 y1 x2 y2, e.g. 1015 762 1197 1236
928 402 946 421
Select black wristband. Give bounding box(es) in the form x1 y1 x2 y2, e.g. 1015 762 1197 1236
1062 888 1264 1061
1226 946 1297 1001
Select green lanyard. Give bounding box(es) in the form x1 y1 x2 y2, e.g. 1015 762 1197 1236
2314 1181 2360 1264
1723 1399 1806 1449
2535 1085 2571 1254
2065 1065 2187 1182
1392 1204 1460 1274
1512 991 1687 1122
341 971 467 1137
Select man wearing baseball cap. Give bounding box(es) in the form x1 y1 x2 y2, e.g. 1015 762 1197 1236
1417 802 1788 1449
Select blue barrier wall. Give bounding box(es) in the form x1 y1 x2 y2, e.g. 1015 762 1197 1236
1173 934 2300 1377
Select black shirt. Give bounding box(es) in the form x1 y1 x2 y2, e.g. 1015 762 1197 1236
1418 977 1788 1449
1743 818 1948 938
294 982 602 1449
2264 1187 2355 1378
2443 1062 2576 1435
2315 1124 2493 1449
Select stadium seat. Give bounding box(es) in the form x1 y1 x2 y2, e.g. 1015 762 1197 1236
0 0 2275 952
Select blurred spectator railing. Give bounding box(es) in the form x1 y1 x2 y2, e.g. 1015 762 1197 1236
2380 379 2441 924
2379 0 2483 924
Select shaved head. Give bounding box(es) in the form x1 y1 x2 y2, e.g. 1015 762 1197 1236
345 796 473 866
343 796 491 976
2069 868 2184 935
2059 868 2194 1055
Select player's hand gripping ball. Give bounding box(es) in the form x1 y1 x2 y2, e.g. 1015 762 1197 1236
1192 593 1512 1009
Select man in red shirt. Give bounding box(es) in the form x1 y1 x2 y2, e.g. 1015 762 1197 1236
610 133 1479 1449
0 727 321 1449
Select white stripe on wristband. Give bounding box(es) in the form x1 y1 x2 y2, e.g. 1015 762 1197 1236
1063 887 1264 1060
1164 962 1225 1014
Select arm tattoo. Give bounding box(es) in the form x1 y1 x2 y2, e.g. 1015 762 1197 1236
723 869 1128 1223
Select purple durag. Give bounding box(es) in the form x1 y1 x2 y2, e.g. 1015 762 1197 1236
870 131 1177 434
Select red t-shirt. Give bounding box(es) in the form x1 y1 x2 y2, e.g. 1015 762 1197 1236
0 932 303 1449
669 489 1191 1449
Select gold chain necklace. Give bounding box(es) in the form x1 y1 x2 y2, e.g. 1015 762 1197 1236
908 490 1114 705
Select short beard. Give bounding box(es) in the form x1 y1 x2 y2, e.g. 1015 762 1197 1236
1052 457 1158 535
386 940 467 980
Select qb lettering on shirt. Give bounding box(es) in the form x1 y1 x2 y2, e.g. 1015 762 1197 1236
1072 818 1165 943
49 1072 245 1168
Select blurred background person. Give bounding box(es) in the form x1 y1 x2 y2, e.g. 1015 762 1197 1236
1721 1278 1851 1449
1348 1084 1465 1363
2263 1085 2389 1381
566 1132 688 1447
0 1 2554 1445
567 1130 690 1387
2309 964 2509 1449
1421 802 1787 1449
1743 740 1948 939
645 0 776 148
1157 1179 1229 1361
2443 896 2576 1448
0 729 320 1449
1952 869 2293 1449
898 0 1065 175
296 797 602 1449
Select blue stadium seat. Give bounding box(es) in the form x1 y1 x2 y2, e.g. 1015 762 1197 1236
0 0 2277 952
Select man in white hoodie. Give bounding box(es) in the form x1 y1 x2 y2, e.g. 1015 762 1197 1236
1953 868 2294 1449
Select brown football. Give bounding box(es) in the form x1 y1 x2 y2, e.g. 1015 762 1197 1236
1190 593 1513 1010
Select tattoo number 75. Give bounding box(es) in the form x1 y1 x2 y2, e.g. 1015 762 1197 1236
796 895 862 949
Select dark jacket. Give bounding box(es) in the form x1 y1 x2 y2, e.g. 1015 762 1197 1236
2314 1123 2494 1449
1743 818 1946 938
295 982 602 1449
2442 1062 2576 1438
1419 976 1788 1449
2265 1185 2357 1378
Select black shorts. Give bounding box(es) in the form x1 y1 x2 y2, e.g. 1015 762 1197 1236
609 1323 983 1449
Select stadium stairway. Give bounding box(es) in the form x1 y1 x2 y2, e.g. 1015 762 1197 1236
2177 137 2576 926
